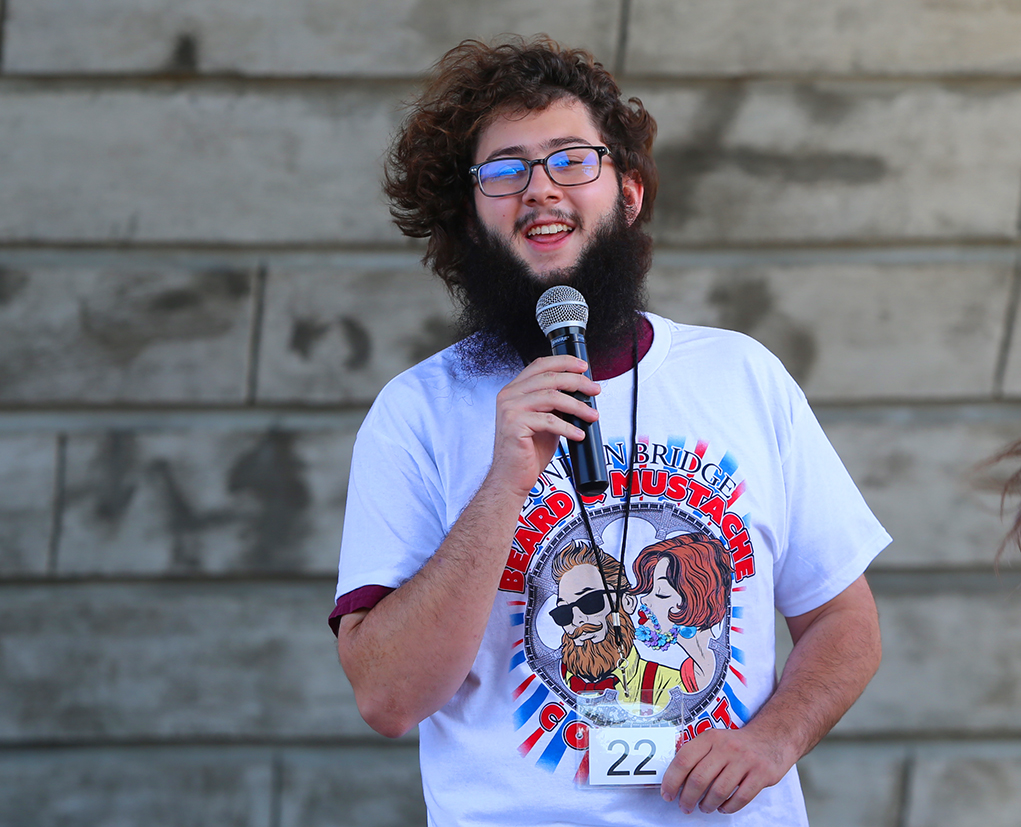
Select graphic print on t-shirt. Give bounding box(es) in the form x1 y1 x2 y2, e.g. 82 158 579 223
500 436 758 777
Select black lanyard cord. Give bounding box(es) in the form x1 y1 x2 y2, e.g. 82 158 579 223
559 323 640 653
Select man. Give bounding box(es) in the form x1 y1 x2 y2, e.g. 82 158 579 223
332 36 889 825
551 540 683 714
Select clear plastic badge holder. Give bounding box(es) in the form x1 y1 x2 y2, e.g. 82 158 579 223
575 692 679 787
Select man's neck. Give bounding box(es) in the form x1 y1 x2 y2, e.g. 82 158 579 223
590 315 653 381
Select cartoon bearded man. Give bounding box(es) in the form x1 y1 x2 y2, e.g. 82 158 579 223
549 540 684 714
629 533 733 693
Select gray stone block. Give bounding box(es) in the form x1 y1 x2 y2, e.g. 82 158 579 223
0 86 402 244
7 81 1021 247
0 748 272 827
280 746 426 827
633 82 1021 244
837 591 1021 735
58 426 358 575
647 259 1012 400
0 265 252 403
799 742 906 827
628 0 1021 76
906 746 1021 827
257 265 457 404
4 0 619 76
0 434 56 575
0 581 373 741
823 414 1019 569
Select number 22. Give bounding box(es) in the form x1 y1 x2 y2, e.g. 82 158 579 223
606 738 658 777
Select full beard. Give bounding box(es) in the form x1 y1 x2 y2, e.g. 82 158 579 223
561 611 637 683
450 199 653 376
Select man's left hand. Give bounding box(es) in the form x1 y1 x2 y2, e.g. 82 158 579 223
660 724 791 814
660 574 881 814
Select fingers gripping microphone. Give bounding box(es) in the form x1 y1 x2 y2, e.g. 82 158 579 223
536 286 609 496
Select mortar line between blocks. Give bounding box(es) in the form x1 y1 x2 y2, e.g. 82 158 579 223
46 433 67 575
245 264 268 405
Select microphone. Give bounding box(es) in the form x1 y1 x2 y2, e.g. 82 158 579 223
535 286 609 496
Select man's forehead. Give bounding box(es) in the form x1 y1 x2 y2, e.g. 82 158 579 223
558 561 604 593
473 98 603 161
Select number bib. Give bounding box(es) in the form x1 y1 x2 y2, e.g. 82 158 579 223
587 724 677 787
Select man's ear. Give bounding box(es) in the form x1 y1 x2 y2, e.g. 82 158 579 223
622 593 638 614
621 174 645 226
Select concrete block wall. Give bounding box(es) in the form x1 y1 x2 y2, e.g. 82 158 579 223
2 2 1021 825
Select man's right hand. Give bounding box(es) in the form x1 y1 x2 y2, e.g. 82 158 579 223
488 354 601 499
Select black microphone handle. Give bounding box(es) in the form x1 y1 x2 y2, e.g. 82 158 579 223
548 326 609 496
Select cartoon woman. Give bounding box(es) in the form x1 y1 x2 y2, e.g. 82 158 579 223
629 533 733 693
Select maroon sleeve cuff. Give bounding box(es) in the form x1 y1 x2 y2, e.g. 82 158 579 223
328 585 396 636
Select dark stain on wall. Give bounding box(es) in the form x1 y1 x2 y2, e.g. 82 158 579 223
147 458 236 572
709 277 774 333
78 269 252 364
653 85 747 228
862 449 916 489
728 148 886 185
92 432 139 524
793 85 857 125
769 324 818 385
228 431 310 570
167 32 200 74
201 268 251 300
404 315 457 364
0 267 29 306
339 315 371 370
147 288 203 313
709 275 818 384
289 317 331 360
653 85 886 231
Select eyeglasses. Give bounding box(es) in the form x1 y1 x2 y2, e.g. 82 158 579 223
470 146 610 197
549 589 608 627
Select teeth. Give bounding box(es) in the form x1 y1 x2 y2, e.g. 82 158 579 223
527 223 571 237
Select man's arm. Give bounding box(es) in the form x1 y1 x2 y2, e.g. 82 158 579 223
336 355 600 738
661 573 882 814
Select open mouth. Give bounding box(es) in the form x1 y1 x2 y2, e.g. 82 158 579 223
526 222 573 239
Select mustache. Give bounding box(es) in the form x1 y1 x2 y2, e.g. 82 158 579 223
566 622 603 640
513 207 579 234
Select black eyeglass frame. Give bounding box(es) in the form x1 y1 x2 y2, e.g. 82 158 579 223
548 589 610 628
469 145 611 197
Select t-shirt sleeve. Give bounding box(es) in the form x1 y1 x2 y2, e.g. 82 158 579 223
328 585 396 636
333 400 450 619
771 385 891 618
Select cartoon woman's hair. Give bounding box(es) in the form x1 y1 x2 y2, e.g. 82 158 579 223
629 533 732 629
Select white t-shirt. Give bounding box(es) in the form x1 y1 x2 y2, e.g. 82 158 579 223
336 313 891 826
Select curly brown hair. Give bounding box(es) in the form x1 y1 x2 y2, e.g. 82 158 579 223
383 36 658 288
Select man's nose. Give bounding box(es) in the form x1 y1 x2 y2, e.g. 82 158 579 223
523 163 563 205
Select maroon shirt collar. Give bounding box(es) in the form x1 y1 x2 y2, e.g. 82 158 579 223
590 316 653 381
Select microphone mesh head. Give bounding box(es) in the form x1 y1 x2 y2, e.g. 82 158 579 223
535 286 588 336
